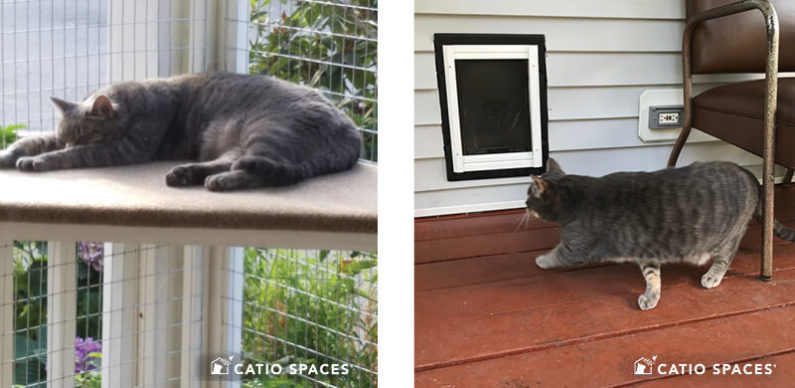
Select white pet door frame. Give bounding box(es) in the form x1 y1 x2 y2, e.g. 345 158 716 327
434 34 548 181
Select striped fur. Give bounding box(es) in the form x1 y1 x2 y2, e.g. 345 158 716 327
527 159 795 311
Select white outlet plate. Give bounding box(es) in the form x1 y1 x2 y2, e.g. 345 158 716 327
638 89 718 143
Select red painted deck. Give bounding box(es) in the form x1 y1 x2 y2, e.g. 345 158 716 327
415 186 795 387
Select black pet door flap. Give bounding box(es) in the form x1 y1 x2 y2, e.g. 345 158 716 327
434 34 548 181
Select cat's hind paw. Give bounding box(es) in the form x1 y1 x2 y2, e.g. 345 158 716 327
166 165 203 187
0 150 17 168
15 156 48 172
204 172 240 192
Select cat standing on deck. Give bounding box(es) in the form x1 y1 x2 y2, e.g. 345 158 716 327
0 72 362 191
525 159 795 311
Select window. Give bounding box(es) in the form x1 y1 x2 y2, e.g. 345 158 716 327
434 34 549 181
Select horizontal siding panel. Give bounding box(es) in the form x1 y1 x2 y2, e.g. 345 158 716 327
415 125 444 160
416 52 682 90
415 15 684 53
415 184 529 215
415 84 726 125
416 52 780 91
415 119 723 160
415 0 685 20
415 87 646 124
416 143 762 192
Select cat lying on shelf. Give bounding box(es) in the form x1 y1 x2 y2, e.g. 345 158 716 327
0 73 362 191
525 159 795 310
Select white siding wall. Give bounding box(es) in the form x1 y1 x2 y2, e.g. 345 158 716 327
414 0 781 217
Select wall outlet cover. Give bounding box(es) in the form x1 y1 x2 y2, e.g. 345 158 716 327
638 89 717 143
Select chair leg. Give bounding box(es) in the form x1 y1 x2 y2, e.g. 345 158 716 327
784 168 794 185
667 120 692 168
761 187 774 281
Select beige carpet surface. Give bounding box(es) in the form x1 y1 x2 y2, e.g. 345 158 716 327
0 161 377 233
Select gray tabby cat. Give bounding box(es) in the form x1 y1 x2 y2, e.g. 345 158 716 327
525 159 795 311
0 72 361 191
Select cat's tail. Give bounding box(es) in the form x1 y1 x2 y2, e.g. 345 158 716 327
753 190 795 242
754 199 795 242
774 220 795 241
743 165 795 242
235 129 361 186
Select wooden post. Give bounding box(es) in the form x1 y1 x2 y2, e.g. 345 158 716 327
180 245 207 388
101 243 140 388
205 247 244 388
47 241 77 388
0 240 13 388
137 245 184 387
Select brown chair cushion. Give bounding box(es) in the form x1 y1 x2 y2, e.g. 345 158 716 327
693 77 795 168
689 0 795 73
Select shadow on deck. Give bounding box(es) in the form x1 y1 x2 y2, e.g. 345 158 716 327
415 186 795 387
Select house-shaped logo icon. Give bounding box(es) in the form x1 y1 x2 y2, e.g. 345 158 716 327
634 355 657 375
210 355 235 375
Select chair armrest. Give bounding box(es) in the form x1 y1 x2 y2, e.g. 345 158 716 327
669 1 780 167
680 0 780 140
683 0 779 78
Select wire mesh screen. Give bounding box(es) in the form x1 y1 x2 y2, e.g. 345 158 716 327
9 241 48 388
237 248 378 387
247 0 378 161
0 0 211 145
5 242 206 387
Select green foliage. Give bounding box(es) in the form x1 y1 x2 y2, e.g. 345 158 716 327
74 353 103 388
241 249 377 388
1 124 25 148
249 0 378 161
74 371 102 388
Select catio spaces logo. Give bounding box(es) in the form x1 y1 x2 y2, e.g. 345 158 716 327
210 355 236 375
634 355 657 375
205 353 351 381
633 355 776 376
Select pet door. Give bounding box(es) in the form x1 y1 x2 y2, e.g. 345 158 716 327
434 34 548 181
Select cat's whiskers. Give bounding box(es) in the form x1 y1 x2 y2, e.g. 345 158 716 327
514 211 530 233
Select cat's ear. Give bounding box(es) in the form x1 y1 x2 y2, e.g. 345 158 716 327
530 175 548 196
50 97 78 116
90 95 115 118
546 158 564 175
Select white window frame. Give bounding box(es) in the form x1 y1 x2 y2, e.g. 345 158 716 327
441 44 544 173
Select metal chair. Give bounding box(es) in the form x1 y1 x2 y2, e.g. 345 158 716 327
668 0 795 281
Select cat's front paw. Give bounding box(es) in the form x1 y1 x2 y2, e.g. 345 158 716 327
638 293 660 310
700 273 724 289
535 254 558 269
15 156 49 172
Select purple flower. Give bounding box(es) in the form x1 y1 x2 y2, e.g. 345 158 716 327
78 242 104 272
75 337 102 373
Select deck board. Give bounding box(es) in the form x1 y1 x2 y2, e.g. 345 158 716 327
415 186 795 386
416 305 795 387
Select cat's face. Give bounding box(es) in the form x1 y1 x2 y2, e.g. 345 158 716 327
50 95 123 147
525 158 565 222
